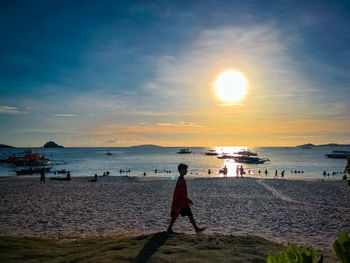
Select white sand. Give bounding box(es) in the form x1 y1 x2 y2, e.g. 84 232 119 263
0 176 349 248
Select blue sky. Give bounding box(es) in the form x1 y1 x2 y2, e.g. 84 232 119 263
1 0 350 146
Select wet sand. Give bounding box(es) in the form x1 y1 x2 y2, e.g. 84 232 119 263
0 176 349 248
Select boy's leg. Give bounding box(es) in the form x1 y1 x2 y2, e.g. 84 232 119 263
189 216 205 233
167 209 180 233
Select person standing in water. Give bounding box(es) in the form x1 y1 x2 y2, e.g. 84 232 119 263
223 165 228 178
167 163 205 234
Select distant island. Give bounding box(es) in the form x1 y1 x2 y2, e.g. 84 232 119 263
129 144 163 149
0 144 15 148
297 143 350 147
43 141 64 148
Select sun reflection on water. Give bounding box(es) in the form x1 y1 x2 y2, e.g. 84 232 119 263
216 146 247 177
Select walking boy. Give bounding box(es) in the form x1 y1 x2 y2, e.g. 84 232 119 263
167 163 205 234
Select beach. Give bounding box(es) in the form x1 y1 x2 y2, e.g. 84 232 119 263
1 175 349 249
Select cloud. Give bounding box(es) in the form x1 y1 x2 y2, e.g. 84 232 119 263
270 135 324 139
143 24 317 109
0 106 20 114
55 114 78 117
156 122 205 128
106 138 119 144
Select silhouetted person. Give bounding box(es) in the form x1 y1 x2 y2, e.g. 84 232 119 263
90 174 98 182
274 170 278 178
281 170 285 178
265 169 268 176
208 169 211 175
240 166 244 177
223 165 228 178
40 168 45 183
167 163 205 234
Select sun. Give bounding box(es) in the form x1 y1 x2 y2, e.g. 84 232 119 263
215 71 247 103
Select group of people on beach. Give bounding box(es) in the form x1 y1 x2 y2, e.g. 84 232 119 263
323 170 346 176
274 170 285 178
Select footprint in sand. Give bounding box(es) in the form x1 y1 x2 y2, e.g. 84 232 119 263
256 179 350 212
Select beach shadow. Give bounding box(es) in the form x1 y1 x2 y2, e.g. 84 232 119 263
135 232 171 263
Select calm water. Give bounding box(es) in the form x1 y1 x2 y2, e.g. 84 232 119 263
0 146 348 179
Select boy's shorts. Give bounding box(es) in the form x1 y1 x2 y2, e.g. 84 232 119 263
180 207 193 217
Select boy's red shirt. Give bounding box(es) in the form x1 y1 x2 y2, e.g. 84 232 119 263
171 176 190 212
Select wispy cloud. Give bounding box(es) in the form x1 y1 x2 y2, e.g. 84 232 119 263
0 106 20 114
156 122 205 128
55 114 78 117
270 135 324 139
143 24 315 104
106 138 119 144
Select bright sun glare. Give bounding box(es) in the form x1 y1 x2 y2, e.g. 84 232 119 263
215 71 247 103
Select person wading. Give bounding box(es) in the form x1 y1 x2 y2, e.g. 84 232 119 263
167 163 205 234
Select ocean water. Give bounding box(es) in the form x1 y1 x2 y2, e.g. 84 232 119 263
0 146 348 179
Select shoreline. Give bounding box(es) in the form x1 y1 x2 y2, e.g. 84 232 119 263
0 173 345 182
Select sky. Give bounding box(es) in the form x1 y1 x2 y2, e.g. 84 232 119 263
1 0 350 147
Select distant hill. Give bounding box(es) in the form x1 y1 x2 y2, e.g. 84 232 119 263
297 143 315 148
129 144 163 149
0 144 15 148
297 143 350 147
43 141 64 148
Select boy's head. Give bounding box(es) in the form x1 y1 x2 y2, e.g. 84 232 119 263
178 163 188 175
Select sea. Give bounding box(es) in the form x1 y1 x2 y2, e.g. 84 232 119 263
0 146 349 179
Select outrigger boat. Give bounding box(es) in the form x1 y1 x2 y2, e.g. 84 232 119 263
325 150 350 159
2 149 50 166
177 148 192 154
15 167 51 175
204 150 218 156
234 149 257 156
217 149 269 164
232 156 269 164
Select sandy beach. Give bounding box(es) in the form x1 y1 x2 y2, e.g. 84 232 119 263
0 176 349 248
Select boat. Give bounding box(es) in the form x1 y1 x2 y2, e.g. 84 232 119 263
3 149 50 166
232 156 269 164
204 150 218 156
54 169 67 174
217 154 236 159
50 173 71 181
234 150 257 156
177 148 192 154
325 150 350 159
14 167 51 175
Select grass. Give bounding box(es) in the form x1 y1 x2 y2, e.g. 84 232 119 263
0 232 339 263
